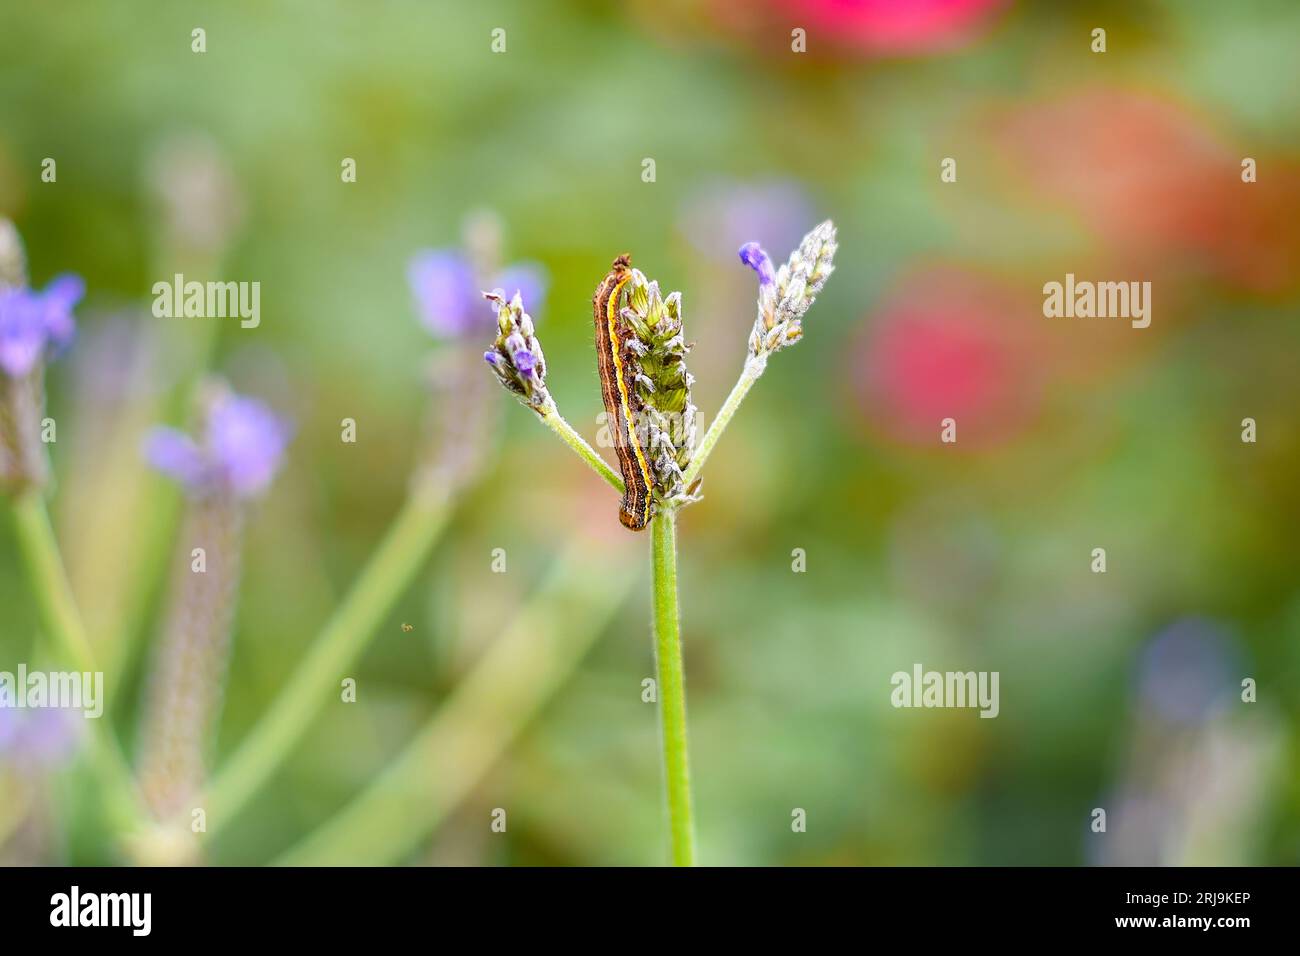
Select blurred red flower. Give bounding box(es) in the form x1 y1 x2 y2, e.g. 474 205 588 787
851 267 1042 449
702 0 1009 56
995 88 1300 293
797 0 1009 54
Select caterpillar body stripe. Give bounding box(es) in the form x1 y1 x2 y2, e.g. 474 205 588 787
593 254 654 531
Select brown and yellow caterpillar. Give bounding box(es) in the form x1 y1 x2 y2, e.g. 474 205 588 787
593 254 655 531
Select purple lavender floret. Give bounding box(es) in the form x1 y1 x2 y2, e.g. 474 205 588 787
513 347 537 376
0 290 43 377
0 273 84 377
144 429 207 487
409 249 546 339
36 274 83 348
738 242 775 288
208 395 291 496
145 390 290 499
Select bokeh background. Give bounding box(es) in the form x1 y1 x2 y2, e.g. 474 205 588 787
1 0 1298 865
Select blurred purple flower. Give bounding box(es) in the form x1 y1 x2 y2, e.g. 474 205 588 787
0 274 84 378
679 180 814 263
146 429 206 487
408 249 546 339
408 251 476 338
0 706 83 769
1136 618 1238 725
207 395 290 495
0 291 42 378
492 263 546 317
145 390 290 499
36 274 83 346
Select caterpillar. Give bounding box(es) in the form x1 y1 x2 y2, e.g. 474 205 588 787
593 254 654 531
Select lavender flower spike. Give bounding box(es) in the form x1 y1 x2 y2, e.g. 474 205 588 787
482 289 551 414
137 383 290 831
740 219 837 359
0 218 84 492
405 218 547 502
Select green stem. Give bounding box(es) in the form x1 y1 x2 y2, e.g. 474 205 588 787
682 355 766 489
11 492 97 672
274 540 634 865
196 491 450 839
651 508 695 866
7 491 145 837
540 405 624 494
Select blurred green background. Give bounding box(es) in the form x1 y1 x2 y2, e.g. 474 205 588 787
1 0 1298 865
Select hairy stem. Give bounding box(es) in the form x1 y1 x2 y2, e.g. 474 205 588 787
7 491 145 837
196 491 450 839
651 508 695 865
102 244 224 681
274 539 634 865
540 405 624 494
682 355 766 489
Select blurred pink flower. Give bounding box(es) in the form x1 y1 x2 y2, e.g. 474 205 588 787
850 267 1042 448
710 0 1009 56
798 0 1009 54
995 89 1300 293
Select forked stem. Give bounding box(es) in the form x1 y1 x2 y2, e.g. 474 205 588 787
682 355 766 489
540 405 624 494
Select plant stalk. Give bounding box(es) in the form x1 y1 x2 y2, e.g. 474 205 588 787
7 491 146 837
651 507 695 865
196 490 450 839
274 540 634 865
